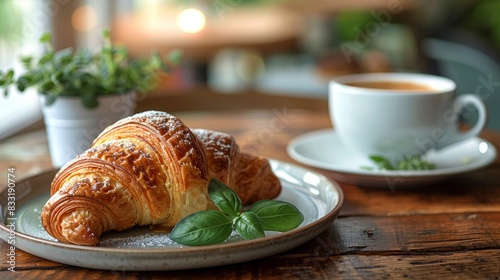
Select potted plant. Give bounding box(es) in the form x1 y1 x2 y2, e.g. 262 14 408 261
0 29 181 167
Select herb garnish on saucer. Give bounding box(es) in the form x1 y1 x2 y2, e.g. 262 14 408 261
362 155 436 171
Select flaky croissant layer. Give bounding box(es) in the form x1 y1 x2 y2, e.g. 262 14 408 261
41 111 281 245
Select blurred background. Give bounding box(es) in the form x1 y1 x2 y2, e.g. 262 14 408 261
1 0 500 139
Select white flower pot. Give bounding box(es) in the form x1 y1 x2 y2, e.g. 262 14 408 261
40 92 136 167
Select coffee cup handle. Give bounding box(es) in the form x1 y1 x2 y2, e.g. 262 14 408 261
434 94 487 150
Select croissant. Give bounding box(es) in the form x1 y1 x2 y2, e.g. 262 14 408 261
41 111 281 246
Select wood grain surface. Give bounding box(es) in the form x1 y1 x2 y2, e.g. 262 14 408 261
0 94 499 279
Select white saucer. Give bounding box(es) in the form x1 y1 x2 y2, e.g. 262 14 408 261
287 129 497 189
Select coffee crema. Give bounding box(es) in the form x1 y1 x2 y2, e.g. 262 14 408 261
344 81 436 91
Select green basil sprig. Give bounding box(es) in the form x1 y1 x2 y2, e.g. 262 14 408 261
169 179 304 246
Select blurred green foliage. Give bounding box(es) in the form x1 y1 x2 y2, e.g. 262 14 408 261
335 10 373 42
0 29 181 108
0 0 23 41
174 0 266 6
463 0 500 49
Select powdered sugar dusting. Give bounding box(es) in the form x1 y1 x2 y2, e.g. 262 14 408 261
131 111 182 133
98 228 246 248
99 111 185 138
192 129 232 158
99 231 178 248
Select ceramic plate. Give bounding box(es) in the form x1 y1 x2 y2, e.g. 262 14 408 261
0 160 343 271
288 129 497 189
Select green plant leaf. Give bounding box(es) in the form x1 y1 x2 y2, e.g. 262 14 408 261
44 93 57 106
369 155 395 170
396 155 435 170
54 48 74 64
20 56 32 69
248 200 304 232
39 32 51 43
16 76 31 92
0 70 14 88
234 211 265 240
169 210 233 246
38 52 54 65
5 69 14 81
81 91 98 108
208 179 242 218
366 154 435 171
102 28 111 42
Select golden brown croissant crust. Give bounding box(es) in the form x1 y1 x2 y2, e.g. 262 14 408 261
41 111 281 245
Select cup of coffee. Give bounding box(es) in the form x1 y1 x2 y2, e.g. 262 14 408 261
329 73 487 160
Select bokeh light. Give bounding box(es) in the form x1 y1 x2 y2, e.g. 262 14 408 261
176 8 206 34
72 5 97 32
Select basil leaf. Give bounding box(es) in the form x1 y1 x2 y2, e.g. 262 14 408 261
208 179 242 218
169 210 232 246
248 200 304 232
234 211 264 240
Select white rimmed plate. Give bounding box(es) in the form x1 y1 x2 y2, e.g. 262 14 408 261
288 129 497 189
0 159 343 271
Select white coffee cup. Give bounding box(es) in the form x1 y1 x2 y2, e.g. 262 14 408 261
329 73 487 160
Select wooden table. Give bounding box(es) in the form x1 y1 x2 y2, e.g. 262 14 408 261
1 93 500 279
